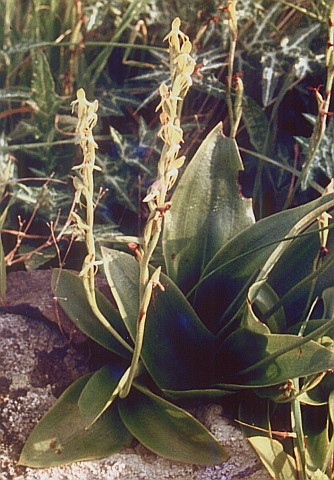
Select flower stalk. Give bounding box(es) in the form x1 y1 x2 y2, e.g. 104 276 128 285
71 88 133 354
119 17 196 397
222 0 243 138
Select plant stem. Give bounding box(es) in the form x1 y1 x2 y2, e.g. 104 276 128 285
290 382 306 480
120 18 196 397
72 89 133 354
284 1 334 208
224 0 240 138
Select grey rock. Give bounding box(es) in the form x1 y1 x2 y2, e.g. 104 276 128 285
0 313 270 480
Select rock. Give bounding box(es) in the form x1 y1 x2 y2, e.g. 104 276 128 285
0 313 270 480
0 271 270 479
4 270 107 345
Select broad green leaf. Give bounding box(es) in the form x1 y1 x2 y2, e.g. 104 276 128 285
19 375 132 467
303 405 329 477
78 362 127 428
263 232 334 326
311 470 330 480
249 437 296 480
102 247 215 390
52 269 132 359
249 202 334 303
163 121 254 295
297 357 334 406
119 384 228 465
192 193 334 331
238 392 271 439
216 321 334 387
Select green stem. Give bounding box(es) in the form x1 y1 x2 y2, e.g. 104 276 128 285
284 1 334 208
290 382 306 480
82 275 133 353
322 428 334 474
226 36 236 133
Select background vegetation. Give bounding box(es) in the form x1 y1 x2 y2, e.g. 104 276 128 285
0 0 332 273
3 1 334 478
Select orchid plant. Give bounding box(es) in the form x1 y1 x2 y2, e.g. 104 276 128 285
20 12 334 480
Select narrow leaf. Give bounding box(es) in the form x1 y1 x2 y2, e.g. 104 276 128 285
32 50 59 118
242 96 269 153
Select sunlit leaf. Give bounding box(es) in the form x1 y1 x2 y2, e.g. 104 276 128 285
119 384 228 465
163 122 254 295
19 375 132 467
217 322 334 388
193 193 334 331
78 362 127 428
52 269 132 359
249 437 296 480
102 248 215 390
303 405 329 478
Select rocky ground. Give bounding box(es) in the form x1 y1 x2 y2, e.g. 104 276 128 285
0 271 270 480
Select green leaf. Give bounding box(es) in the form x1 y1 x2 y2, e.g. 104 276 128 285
263 230 330 324
118 384 228 465
242 96 270 153
246 281 286 334
0 89 30 101
19 244 57 270
192 193 334 331
297 363 334 406
0 202 11 305
19 374 133 467
102 247 215 390
163 122 254 295
51 269 132 360
238 392 272 439
322 287 334 319
83 0 151 85
78 362 127 428
217 324 334 387
303 405 329 477
248 437 297 480
240 280 271 334
328 390 334 425
163 387 237 400
311 470 330 480
32 50 59 119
